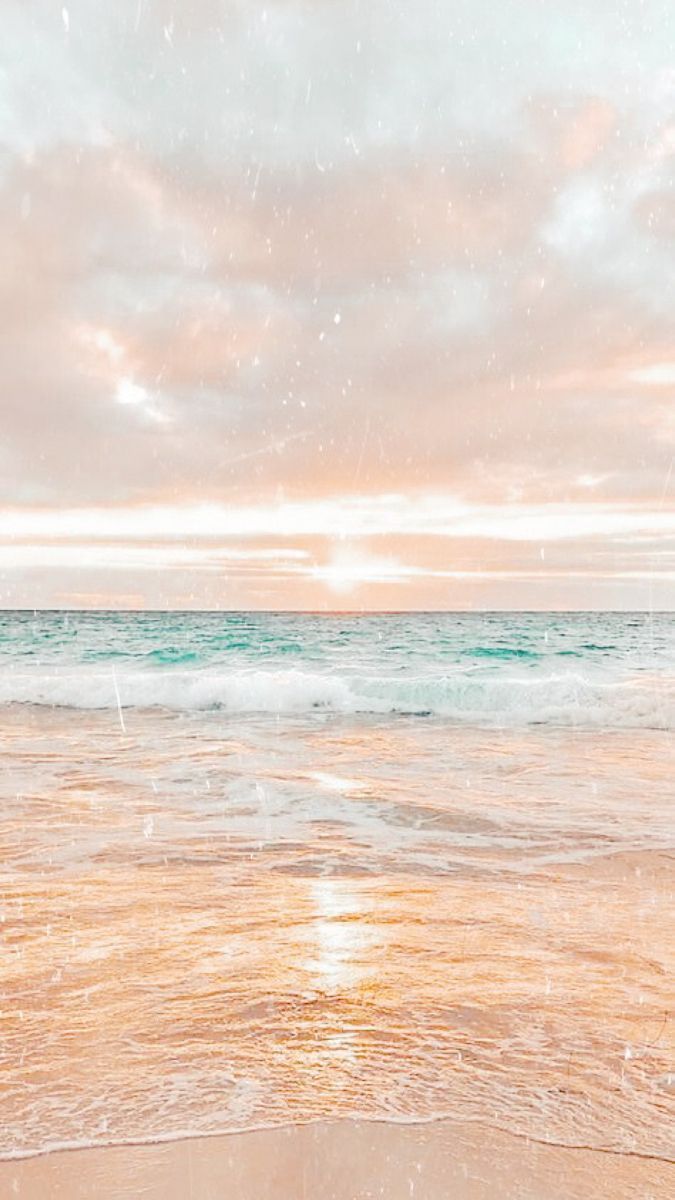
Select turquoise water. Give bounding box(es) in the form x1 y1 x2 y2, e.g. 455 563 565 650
0 610 673 725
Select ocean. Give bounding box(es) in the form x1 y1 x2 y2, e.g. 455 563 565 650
1 610 674 1161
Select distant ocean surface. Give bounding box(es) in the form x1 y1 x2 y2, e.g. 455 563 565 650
0 609 674 726
1 611 674 1161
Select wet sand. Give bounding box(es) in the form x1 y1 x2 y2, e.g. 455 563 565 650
4 1119 675 1200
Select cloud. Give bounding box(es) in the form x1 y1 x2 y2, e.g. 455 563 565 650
1 1 675 605
2 495 675 558
630 363 675 385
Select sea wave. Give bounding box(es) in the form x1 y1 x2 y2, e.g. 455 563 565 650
0 666 673 728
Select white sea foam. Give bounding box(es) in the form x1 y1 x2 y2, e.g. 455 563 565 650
0 665 673 728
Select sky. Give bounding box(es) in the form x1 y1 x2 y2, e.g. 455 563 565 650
1 0 675 610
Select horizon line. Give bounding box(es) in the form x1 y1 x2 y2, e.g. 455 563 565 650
1 608 673 617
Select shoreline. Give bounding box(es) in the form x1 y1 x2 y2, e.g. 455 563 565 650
4 1118 675 1199
4 1112 674 1168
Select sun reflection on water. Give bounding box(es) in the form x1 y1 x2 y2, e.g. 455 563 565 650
307 877 377 994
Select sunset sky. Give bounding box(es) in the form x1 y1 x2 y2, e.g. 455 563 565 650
2 0 675 609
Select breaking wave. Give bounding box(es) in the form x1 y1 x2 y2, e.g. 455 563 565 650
0 666 674 729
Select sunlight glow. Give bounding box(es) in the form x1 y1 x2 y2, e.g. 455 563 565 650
2 496 675 543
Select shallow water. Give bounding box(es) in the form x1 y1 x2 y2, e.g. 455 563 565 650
1 613 674 1160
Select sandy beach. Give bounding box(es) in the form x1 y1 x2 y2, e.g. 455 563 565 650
4 1118 675 1199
